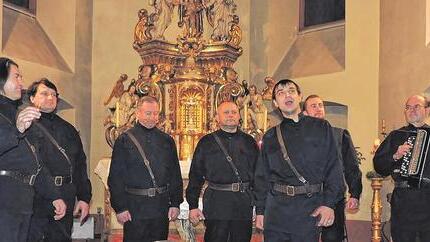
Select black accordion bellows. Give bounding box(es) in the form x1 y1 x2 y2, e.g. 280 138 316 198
400 128 430 188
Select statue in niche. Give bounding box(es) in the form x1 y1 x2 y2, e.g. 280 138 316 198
237 92 256 130
119 82 139 128
246 84 267 130
228 15 241 47
103 81 138 130
150 0 175 39
261 76 275 101
178 0 205 38
206 0 237 41
134 9 152 44
104 74 128 106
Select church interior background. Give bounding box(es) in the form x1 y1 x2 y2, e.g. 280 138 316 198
2 0 430 241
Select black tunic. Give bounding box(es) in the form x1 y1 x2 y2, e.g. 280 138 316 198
254 115 344 234
108 123 183 220
186 129 259 220
0 95 60 215
29 112 92 216
373 124 430 231
332 127 362 199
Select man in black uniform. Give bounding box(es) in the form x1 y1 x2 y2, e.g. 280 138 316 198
254 79 344 242
26 78 92 242
108 96 183 242
186 101 259 242
374 94 430 242
303 94 363 242
0 57 66 242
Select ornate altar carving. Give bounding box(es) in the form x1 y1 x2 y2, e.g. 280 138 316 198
104 0 271 160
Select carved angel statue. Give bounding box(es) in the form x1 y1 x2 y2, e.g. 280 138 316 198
246 85 267 130
178 0 205 38
150 0 175 39
228 15 241 46
104 74 128 106
134 9 152 44
206 0 237 41
261 76 275 101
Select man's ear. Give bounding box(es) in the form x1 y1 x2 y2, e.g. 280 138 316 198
30 95 35 104
303 111 309 116
272 100 278 108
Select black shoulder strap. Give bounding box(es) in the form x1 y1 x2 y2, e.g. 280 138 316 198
275 124 308 185
34 122 73 177
126 130 158 188
0 112 42 174
212 133 242 183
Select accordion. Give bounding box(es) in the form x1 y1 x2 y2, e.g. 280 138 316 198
400 128 430 188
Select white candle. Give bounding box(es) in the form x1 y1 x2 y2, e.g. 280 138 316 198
263 109 268 132
115 102 120 127
244 103 248 129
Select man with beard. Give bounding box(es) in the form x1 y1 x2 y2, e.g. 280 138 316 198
254 79 344 242
303 94 363 242
26 78 92 242
186 101 259 242
374 95 430 242
108 96 183 242
0 57 66 242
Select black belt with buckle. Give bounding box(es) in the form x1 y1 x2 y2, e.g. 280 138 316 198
125 186 168 197
273 183 322 197
53 175 73 186
0 170 37 186
208 182 250 192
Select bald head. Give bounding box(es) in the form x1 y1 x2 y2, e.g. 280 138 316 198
404 95 429 127
216 102 240 132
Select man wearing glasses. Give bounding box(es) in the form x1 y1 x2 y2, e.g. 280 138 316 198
374 95 430 242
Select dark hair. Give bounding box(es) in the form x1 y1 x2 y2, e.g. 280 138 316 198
27 78 59 100
303 94 321 111
0 57 18 91
271 79 301 100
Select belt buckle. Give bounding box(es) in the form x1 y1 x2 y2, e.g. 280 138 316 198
147 188 156 197
232 183 240 192
286 185 295 196
29 174 37 186
54 176 63 186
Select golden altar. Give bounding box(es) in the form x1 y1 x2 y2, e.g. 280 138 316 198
100 1 274 239
103 0 273 161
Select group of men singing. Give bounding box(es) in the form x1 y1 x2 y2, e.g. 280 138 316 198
2 55 427 242
107 78 364 242
0 57 91 242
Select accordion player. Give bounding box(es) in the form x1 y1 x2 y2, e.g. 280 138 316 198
398 128 430 188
